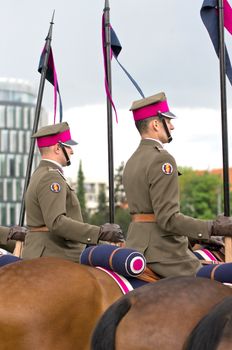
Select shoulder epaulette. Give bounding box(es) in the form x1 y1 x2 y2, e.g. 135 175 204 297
48 167 67 181
154 145 164 152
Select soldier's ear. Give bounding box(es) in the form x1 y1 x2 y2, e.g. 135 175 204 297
152 120 159 130
54 143 61 153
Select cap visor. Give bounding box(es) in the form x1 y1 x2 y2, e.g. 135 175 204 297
159 111 177 119
61 139 78 146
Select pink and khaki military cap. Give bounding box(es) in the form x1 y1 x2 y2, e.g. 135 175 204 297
32 122 78 148
130 92 176 121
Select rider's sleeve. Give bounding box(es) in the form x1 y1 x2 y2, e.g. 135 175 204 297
37 171 100 245
148 152 210 240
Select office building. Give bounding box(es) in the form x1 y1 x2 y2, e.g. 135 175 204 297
0 78 48 226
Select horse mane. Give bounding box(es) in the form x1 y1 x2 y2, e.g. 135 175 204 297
91 295 132 350
184 296 232 350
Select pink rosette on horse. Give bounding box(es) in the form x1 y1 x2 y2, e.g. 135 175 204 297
80 244 146 277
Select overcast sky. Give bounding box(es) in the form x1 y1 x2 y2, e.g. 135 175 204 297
1 1 232 181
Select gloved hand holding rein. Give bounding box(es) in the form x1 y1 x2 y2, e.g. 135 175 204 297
7 226 28 242
210 215 232 237
98 223 124 243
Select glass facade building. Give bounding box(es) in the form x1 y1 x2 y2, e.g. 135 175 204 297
0 78 48 226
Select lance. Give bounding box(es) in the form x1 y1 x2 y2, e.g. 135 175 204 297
14 12 55 257
104 0 115 223
218 0 231 261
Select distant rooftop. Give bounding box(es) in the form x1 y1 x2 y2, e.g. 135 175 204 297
0 78 36 104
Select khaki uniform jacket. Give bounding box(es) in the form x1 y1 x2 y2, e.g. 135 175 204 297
22 160 100 262
123 139 210 277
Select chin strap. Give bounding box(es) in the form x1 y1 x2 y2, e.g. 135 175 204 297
158 113 172 143
58 141 71 166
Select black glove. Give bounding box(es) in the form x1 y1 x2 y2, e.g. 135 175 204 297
211 215 232 237
7 225 28 242
99 223 124 243
200 237 224 251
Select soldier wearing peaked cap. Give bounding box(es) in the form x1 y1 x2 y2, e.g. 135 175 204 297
123 92 232 278
22 122 124 262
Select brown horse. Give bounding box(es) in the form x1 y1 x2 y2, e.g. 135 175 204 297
91 276 232 350
0 250 229 350
184 296 232 350
0 257 123 350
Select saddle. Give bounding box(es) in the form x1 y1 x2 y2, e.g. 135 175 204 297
137 266 160 283
80 244 160 293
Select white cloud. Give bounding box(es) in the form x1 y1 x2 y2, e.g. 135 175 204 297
53 105 232 183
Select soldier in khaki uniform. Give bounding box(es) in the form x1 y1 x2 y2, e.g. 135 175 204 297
123 92 232 277
22 122 123 262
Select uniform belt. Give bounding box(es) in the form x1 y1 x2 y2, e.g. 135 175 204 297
28 226 49 232
131 214 156 223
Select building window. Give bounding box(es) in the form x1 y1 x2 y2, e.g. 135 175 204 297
15 107 23 129
7 179 13 201
85 183 96 193
23 107 29 129
26 130 31 150
0 179 3 200
0 130 8 152
19 156 24 177
10 204 15 225
0 203 7 226
0 106 5 127
18 130 24 153
0 155 6 176
30 107 35 129
16 179 23 201
6 106 15 128
9 130 18 153
7 155 16 177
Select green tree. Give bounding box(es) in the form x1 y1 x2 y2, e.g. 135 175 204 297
114 162 130 236
76 160 88 221
179 167 222 219
115 207 130 238
89 185 108 225
114 162 127 206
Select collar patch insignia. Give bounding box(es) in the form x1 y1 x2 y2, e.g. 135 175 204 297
50 182 61 193
162 163 173 175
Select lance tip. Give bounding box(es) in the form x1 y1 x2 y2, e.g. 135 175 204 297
104 0 110 9
51 10 55 24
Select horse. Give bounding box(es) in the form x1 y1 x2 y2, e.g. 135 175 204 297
0 243 229 350
0 257 123 350
91 276 232 350
184 296 232 350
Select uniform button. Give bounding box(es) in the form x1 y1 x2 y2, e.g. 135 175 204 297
87 238 91 242
197 233 203 238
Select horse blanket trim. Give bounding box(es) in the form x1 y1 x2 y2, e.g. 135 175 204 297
96 266 134 294
194 249 218 261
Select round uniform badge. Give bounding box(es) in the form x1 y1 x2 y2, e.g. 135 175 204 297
50 182 61 193
162 163 173 175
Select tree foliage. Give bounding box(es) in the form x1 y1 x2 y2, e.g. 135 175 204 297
178 167 222 219
115 207 130 238
89 185 109 225
114 162 127 206
76 160 88 221
87 164 228 233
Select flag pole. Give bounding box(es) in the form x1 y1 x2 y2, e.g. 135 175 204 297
104 0 115 223
218 0 231 261
13 12 55 256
